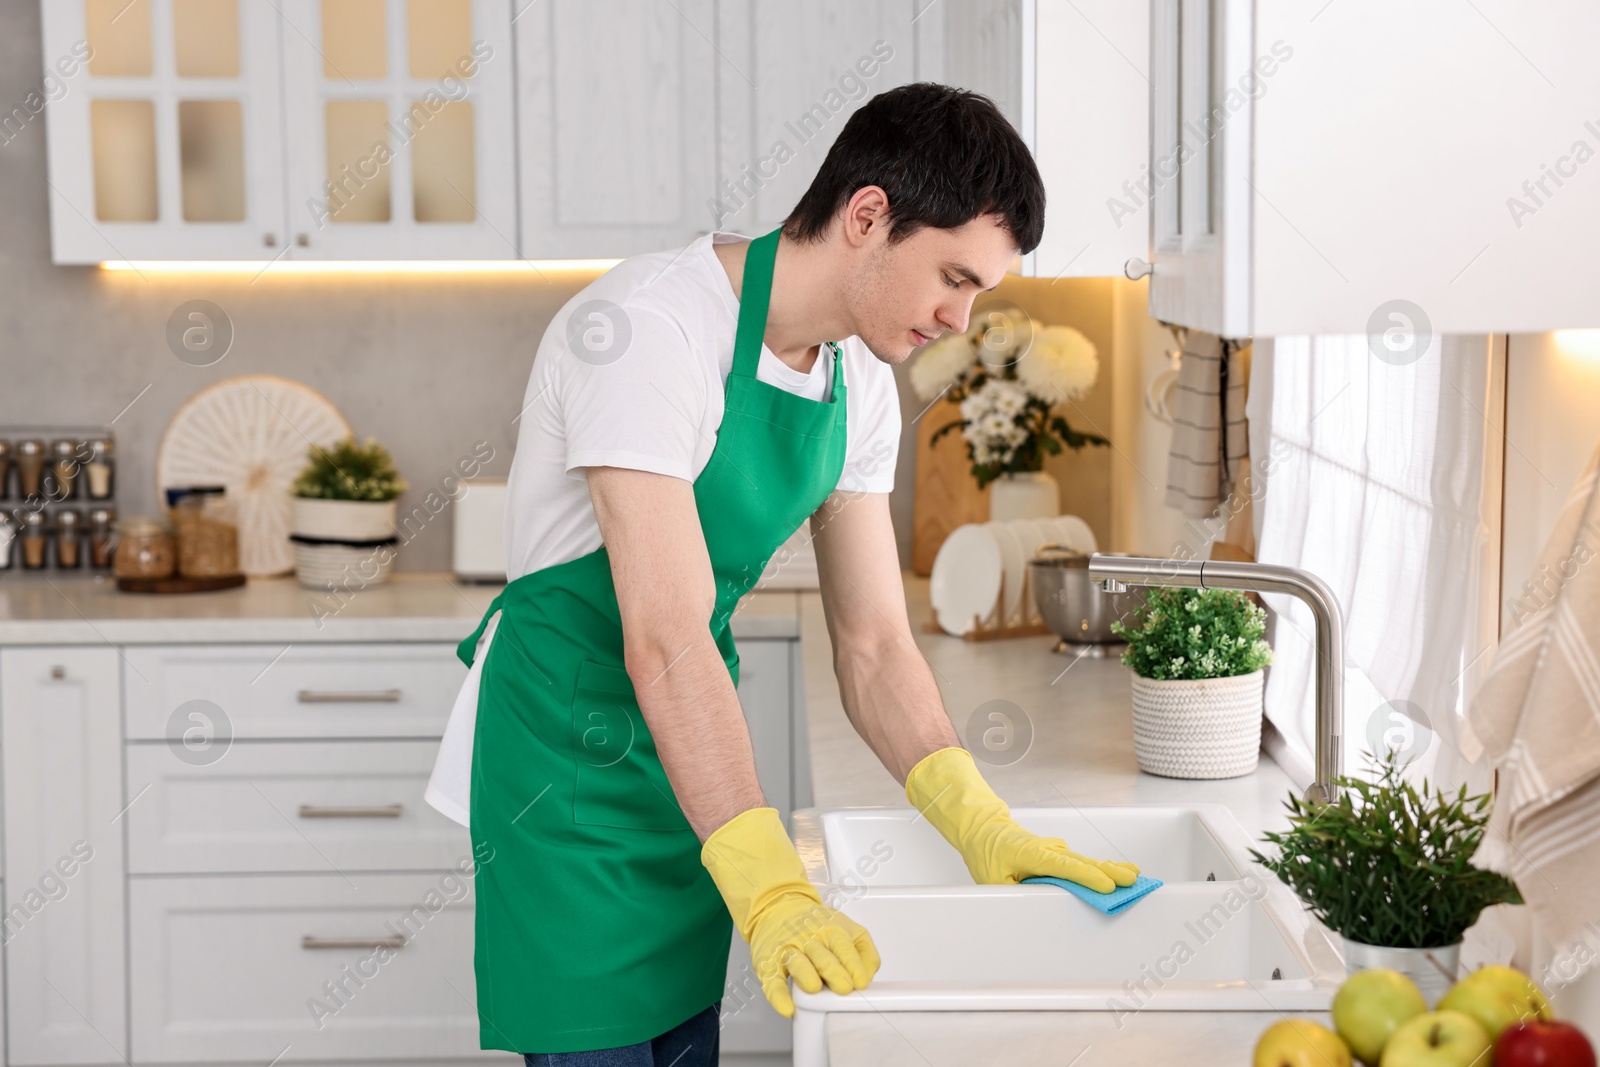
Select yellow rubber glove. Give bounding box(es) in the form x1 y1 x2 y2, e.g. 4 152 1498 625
701 806 881 1018
904 747 1140 892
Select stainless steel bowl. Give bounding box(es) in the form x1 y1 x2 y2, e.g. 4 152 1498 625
1028 546 1146 652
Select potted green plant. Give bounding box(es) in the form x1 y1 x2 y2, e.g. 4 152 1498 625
290 436 407 588
1110 587 1273 778
908 304 1109 521
1251 752 1523 1004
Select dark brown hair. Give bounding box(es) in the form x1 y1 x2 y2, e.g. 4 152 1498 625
782 82 1045 253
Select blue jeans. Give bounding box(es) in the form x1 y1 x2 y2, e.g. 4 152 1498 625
522 1002 720 1067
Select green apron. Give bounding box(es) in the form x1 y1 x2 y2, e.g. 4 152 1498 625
457 228 849 1054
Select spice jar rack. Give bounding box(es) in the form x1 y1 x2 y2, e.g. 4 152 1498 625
0 425 119 575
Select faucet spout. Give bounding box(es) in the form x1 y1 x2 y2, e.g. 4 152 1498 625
1087 554 1344 803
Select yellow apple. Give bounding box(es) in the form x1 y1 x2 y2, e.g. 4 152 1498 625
1333 968 1429 1066
1256 1019 1354 1067
1437 965 1554 1040
1380 1010 1493 1067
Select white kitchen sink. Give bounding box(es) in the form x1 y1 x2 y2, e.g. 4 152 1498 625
795 804 1247 887
788 806 1344 1066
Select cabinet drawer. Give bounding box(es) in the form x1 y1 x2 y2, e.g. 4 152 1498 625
125 741 469 874
735 639 794 822
124 644 465 740
129 873 496 1063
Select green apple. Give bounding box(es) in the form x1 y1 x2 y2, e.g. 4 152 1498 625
1255 1019 1353 1067
1379 1010 1493 1067
1333 968 1429 1066
1437 965 1554 1040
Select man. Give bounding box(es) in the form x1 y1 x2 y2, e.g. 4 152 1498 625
427 82 1139 1066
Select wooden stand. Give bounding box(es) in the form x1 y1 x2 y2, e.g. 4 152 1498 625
116 573 246 594
922 564 1053 642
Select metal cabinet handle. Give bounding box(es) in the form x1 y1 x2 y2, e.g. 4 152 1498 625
296 688 402 703
263 233 277 247
1124 256 1154 280
296 233 310 247
298 804 403 819
50 665 66 680
302 936 405 951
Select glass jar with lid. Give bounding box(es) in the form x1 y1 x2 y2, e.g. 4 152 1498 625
18 509 48 569
54 508 84 569
0 510 16 569
15 439 46 499
48 439 82 500
174 486 239 578
84 438 115 499
113 516 176 579
88 507 117 569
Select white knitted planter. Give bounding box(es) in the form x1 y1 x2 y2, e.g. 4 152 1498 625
1129 669 1264 779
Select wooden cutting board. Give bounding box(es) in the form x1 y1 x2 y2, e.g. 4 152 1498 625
911 397 988 575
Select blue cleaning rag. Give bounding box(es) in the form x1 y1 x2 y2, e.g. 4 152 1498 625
1021 874 1164 915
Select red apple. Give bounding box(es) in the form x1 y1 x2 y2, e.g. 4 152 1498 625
1496 1020 1597 1067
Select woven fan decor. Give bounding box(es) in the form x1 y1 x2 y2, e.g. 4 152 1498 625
156 376 352 576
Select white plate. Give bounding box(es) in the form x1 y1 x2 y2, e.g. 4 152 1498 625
1007 518 1050 560
1047 515 1098 555
929 523 1002 636
988 521 1026 626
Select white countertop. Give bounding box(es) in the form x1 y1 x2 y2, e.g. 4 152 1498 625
0 572 801 644
798 574 1300 827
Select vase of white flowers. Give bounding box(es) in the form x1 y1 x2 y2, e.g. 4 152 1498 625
909 304 1108 500
990 471 1059 523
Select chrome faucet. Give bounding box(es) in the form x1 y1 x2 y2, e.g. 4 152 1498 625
1088 554 1344 803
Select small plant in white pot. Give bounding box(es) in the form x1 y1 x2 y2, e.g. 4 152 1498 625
290 436 407 589
1110 587 1272 779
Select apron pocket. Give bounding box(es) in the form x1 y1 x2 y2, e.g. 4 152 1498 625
570 659 691 833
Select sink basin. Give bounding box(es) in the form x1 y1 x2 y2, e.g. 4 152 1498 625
788 805 1343 1066
795 804 1247 888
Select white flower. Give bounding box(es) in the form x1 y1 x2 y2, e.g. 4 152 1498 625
960 378 1033 466
909 333 978 402
990 378 1028 416
1017 324 1098 404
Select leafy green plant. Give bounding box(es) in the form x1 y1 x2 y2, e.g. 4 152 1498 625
1250 751 1522 948
1111 586 1272 680
291 436 407 502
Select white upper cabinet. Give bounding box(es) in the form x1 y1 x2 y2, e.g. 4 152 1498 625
942 0 1152 280
515 0 718 259
279 0 517 259
1149 0 1600 337
41 0 287 262
1146 0 1251 336
41 0 515 263
713 1 920 238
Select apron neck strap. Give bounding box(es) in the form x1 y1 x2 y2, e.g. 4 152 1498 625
731 228 781 380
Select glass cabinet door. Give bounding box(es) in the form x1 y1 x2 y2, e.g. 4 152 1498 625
42 0 287 263
278 0 516 259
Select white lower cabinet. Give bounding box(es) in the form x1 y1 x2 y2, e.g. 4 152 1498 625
128 873 498 1064
123 643 465 741
124 740 471 874
1 647 127 1066
0 634 801 1064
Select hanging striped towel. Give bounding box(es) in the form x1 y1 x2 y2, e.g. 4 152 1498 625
1164 332 1248 519
1468 435 1600 953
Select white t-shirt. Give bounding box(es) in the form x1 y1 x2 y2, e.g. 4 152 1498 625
425 231 902 828
504 230 903 580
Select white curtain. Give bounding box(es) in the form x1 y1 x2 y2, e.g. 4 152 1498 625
1246 336 1495 789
